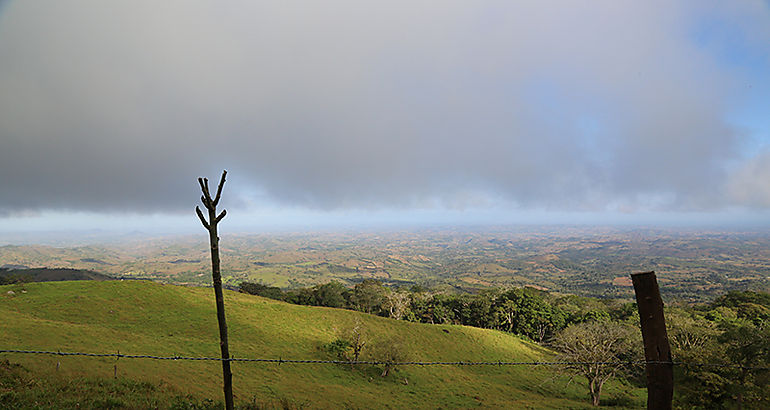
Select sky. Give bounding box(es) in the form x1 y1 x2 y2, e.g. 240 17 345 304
1 0 770 235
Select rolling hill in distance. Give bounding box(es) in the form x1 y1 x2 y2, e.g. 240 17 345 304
1 227 768 302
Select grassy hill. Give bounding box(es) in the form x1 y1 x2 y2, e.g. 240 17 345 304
0 281 643 408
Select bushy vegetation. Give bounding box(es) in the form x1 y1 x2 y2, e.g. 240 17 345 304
668 291 770 409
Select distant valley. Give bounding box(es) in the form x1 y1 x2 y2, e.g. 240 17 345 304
1 226 768 302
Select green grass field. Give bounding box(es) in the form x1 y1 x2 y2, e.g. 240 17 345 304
1 281 644 408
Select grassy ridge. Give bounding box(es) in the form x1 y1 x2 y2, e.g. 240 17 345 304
1 281 643 408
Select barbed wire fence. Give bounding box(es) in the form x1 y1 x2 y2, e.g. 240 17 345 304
1 349 768 371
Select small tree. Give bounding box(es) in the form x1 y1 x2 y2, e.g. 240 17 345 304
345 319 368 366
325 318 368 370
370 335 409 377
551 321 638 406
383 290 411 320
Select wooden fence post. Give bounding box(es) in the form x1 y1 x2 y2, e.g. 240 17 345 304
196 170 234 410
631 271 673 410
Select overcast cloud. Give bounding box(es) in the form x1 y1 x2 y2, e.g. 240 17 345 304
1 0 769 218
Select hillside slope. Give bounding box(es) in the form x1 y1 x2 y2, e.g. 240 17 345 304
0 281 642 408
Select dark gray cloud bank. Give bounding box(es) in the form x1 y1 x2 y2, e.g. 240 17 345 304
1 0 769 217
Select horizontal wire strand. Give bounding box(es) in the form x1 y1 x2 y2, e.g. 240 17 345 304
1 349 767 370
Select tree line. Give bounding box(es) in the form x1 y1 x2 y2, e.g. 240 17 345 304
240 279 632 342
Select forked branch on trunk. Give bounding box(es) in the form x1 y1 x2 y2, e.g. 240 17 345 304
196 170 233 410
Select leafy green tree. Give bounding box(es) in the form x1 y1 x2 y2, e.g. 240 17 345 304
466 296 495 328
609 302 638 322
718 322 770 408
493 298 519 332
496 288 566 341
712 291 770 311
312 281 349 308
581 309 611 323
553 294 615 325
671 300 770 409
667 308 730 408
711 291 770 328
667 308 716 353
350 279 387 315
407 293 456 324
283 287 316 306
238 282 284 300
734 303 770 327
704 306 739 324
425 295 455 324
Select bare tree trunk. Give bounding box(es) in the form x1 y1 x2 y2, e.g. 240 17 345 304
589 378 600 406
197 171 234 410
594 380 604 407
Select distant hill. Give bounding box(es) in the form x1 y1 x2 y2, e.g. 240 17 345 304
1 264 29 270
0 267 113 284
0 280 644 408
2 228 769 301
